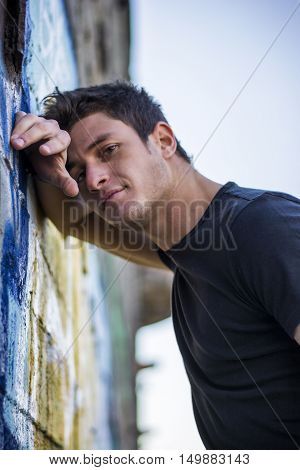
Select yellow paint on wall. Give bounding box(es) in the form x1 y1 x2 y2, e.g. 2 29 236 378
27 220 103 449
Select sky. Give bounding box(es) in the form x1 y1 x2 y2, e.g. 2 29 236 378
130 0 300 449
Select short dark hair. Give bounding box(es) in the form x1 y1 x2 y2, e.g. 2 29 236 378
42 81 191 163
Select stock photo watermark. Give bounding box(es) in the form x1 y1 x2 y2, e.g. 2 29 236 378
62 196 238 252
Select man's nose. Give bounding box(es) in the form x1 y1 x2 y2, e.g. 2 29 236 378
85 166 110 192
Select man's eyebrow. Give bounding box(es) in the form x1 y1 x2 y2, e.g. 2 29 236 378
66 133 114 173
85 132 114 152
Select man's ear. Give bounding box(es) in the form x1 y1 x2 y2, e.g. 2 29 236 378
151 121 177 159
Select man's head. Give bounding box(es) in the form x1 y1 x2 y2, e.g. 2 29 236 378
43 81 191 163
43 81 192 226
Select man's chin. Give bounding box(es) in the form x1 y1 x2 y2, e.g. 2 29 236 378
102 200 149 229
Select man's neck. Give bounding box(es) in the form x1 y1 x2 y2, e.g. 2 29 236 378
146 168 223 251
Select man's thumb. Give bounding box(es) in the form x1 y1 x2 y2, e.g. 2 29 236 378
58 172 79 197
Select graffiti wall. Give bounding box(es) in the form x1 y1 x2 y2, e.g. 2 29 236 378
0 0 121 449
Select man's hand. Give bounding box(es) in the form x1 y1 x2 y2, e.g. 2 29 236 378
9 112 167 269
10 111 79 197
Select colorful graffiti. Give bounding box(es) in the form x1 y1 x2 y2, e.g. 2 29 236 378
0 0 125 449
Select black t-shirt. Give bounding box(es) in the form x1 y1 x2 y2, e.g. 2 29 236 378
157 181 300 450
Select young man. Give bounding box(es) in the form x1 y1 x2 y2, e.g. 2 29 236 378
10 82 300 449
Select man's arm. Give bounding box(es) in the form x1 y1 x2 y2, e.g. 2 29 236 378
34 178 167 269
10 112 166 270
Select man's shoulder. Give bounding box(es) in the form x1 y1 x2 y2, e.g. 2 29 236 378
224 183 300 258
222 182 300 233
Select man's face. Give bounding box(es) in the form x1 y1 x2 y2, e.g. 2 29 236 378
68 112 171 227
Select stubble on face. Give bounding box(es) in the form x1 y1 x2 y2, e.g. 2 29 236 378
68 112 173 232
103 152 171 233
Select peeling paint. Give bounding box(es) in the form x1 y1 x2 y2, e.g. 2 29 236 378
0 0 122 450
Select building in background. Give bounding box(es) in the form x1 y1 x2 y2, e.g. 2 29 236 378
0 0 171 449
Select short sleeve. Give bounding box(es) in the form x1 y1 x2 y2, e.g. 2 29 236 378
231 195 300 339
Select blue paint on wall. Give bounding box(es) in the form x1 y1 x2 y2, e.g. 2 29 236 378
0 0 31 449
0 0 119 450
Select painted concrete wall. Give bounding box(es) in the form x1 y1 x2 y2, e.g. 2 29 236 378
0 0 127 449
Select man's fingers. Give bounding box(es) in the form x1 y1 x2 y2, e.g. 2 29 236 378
11 118 60 150
62 178 80 198
55 169 79 197
39 130 71 156
11 111 77 197
11 111 29 146
11 113 40 144
14 111 27 126
60 176 79 198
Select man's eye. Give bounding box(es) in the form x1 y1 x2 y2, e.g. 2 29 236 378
103 144 119 156
76 171 85 183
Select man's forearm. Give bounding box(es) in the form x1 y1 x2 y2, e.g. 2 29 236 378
33 178 167 270
33 177 90 236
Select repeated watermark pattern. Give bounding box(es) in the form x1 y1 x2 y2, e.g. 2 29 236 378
1 0 300 449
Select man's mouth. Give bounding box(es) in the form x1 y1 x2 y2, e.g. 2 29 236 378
101 188 125 208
